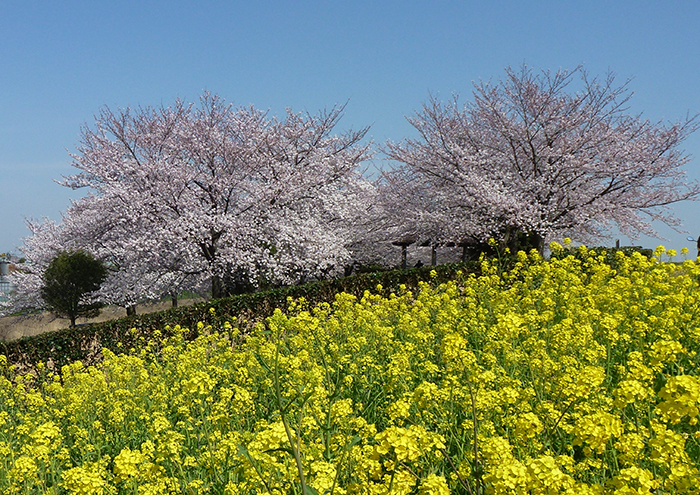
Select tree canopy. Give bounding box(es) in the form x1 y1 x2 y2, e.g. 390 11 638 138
384 65 700 253
50 94 374 303
40 250 107 328
4 67 699 314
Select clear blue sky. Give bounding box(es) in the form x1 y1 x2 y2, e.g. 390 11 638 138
1 1 699 254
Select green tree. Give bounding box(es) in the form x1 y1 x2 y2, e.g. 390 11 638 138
40 250 107 328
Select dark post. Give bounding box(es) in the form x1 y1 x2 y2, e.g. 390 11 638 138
457 241 472 263
392 237 417 270
431 244 437 266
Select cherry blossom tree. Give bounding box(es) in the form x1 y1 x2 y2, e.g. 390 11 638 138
6 94 374 312
1 219 65 315
386 66 700 253
377 166 482 261
74 94 373 299
315 172 396 274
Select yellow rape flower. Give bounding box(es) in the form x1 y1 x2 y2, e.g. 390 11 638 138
113 447 147 483
387 397 412 424
512 412 543 441
375 425 445 464
656 375 700 425
608 466 659 494
649 422 691 465
572 412 622 455
309 460 337 494
8 455 38 484
614 379 652 408
2 249 700 493
526 455 575 493
419 473 450 495
61 459 113 495
614 432 647 465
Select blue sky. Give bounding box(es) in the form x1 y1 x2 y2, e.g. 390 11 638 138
1 1 699 254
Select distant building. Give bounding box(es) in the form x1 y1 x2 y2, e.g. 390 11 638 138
0 254 16 301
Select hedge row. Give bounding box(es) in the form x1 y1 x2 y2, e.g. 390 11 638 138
0 261 481 370
0 245 655 371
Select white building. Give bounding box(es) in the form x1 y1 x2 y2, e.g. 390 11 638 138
0 255 15 301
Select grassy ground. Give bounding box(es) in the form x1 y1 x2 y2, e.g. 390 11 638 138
0 298 203 342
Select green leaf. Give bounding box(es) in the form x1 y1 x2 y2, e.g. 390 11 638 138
253 352 272 373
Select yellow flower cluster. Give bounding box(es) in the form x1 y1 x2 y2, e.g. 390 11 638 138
1 247 700 493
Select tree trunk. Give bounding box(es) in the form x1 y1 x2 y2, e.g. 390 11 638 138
431 245 437 266
171 294 178 307
501 226 517 254
126 305 137 316
501 227 545 255
212 275 224 299
532 233 545 255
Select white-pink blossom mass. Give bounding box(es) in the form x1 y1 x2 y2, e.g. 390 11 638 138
384 66 699 253
5 66 699 315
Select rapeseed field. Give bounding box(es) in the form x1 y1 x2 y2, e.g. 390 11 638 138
1 246 699 494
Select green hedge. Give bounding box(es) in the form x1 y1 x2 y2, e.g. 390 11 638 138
1 261 480 370
1 245 658 370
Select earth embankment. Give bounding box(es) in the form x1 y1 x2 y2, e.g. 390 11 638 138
0 298 202 342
